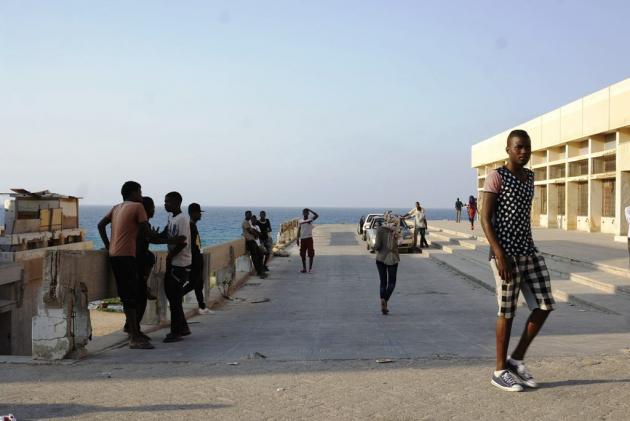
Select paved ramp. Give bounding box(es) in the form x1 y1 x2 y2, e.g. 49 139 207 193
90 224 630 364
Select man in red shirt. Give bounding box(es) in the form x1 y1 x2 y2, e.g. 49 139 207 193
98 181 184 349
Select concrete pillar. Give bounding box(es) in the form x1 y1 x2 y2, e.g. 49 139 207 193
31 279 91 360
547 183 558 228
566 182 578 230
590 179 603 232
615 130 630 238
532 186 541 227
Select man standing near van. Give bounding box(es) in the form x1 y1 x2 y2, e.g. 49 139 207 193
297 208 319 273
481 130 555 392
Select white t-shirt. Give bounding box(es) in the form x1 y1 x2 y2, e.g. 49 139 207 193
408 208 426 229
299 218 314 239
251 221 262 245
625 206 630 238
168 212 192 267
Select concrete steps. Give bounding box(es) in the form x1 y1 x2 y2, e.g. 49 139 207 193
425 230 630 317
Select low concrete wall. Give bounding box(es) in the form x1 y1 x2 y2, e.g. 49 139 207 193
29 221 302 360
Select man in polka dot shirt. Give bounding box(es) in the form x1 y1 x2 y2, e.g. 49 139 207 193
481 129 555 392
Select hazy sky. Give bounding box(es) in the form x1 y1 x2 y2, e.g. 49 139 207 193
2 0 629 207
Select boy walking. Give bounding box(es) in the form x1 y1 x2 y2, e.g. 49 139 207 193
481 130 555 392
297 208 319 273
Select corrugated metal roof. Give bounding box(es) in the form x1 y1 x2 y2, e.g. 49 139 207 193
0 189 81 199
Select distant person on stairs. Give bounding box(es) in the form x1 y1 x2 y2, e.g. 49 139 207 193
297 208 319 273
481 129 555 393
467 196 477 230
455 198 463 223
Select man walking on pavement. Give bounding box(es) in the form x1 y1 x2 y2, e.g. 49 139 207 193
297 208 319 273
481 129 555 392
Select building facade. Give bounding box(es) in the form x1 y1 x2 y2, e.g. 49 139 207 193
471 78 630 239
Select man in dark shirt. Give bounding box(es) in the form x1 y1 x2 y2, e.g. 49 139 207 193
257 210 273 271
182 203 211 314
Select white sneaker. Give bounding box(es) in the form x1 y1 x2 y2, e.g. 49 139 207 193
198 308 214 315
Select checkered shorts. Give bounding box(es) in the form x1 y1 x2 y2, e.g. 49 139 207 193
490 253 555 319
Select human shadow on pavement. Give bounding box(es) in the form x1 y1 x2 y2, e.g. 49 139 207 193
540 378 630 389
0 403 230 419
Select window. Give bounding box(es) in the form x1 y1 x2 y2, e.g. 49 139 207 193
557 184 565 215
549 164 565 179
577 182 588 216
602 180 615 217
539 185 547 214
534 167 547 181
569 159 588 177
592 155 616 174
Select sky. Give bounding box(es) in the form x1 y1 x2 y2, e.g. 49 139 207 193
1 0 630 208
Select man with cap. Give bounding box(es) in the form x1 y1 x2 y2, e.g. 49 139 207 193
182 203 211 314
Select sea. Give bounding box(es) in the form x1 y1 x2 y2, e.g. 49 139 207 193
1 206 456 250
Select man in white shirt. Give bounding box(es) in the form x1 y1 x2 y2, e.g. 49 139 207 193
404 202 428 251
163 191 192 343
625 205 630 265
297 208 319 273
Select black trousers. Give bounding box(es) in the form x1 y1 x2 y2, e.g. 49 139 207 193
246 240 265 275
109 256 138 311
182 258 205 308
376 261 398 301
419 228 429 247
164 265 190 334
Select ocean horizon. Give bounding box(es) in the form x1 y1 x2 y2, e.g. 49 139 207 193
1 205 458 250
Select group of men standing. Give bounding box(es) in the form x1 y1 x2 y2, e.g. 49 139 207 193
98 182 209 349
241 210 273 279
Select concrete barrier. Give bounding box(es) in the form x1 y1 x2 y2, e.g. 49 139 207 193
30 221 296 360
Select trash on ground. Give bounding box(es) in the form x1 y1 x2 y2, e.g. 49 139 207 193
251 298 271 304
276 388 285 392
375 359 394 364
100 372 112 378
246 352 267 359
228 362 239 366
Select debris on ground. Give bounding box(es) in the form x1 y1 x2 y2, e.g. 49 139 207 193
99 372 112 378
273 250 290 257
276 388 286 392
376 359 394 364
227 362 239 366
245 352 267 360
251 298 271 304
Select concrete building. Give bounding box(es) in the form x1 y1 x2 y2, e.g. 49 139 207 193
471 78 630 240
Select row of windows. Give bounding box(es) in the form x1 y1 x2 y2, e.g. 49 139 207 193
537 180 615 218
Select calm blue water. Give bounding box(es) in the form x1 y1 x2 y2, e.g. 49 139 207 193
1 206 455 250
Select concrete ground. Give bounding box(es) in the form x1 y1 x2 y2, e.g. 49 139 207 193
431 219 630 271
2 224 630 420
